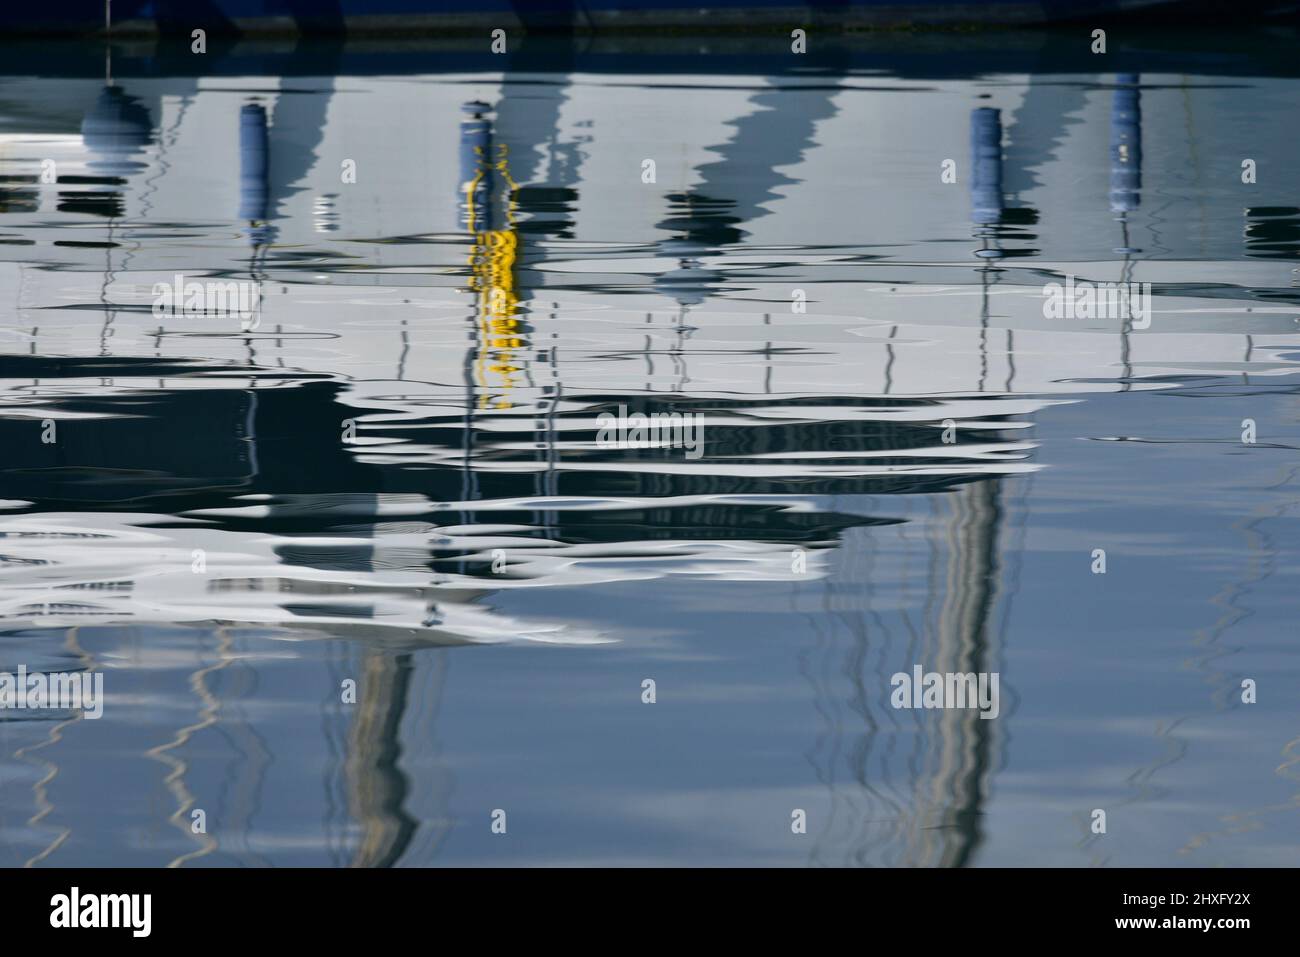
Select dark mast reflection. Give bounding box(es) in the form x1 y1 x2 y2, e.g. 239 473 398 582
1110 73 1142 386
896 105 1012 865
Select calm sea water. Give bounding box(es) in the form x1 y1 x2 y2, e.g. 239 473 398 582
0 32 1297 867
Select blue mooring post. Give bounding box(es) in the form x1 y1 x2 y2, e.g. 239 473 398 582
239 103 269 225
1110 74 1141 254
970 107 1003 259
81 86 151 178
459 100 493 232
970 107 1002 227
1109 74 1141 214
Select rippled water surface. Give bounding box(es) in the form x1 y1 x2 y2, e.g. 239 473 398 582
1 32 1298 866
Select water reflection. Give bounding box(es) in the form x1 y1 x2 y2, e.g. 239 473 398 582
1 31 1298 866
